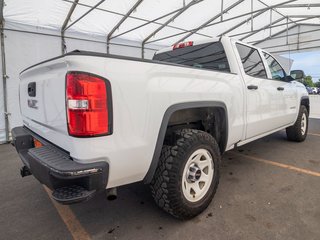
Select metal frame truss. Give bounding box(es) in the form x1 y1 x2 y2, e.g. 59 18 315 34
107 0 144 53
141 0 203 58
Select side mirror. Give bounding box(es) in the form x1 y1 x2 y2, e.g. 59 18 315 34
290 70 305 80
285 75 294 82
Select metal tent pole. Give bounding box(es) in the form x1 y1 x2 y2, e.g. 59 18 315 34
251 25 296 45
261 38 320 50
251 15 320 46
239 16 286 41
63 0 105 32
107 0 143 54
110 8 184 40
61 0 79 54
297 25 301 50
248 27 320 44
269 9 272 37
62 0 211 40
0 0 9 143
228 16 318 38
146 0 296 45
220 0 224 21
275 3 320 8
251 0 254 31
218 9 267 36
173 0 245 44
257 0 297 26
269 45 320 54
2 27 160 51
286 16 289 45
141 0 203 58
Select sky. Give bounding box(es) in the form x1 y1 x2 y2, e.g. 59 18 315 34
283 51 320 82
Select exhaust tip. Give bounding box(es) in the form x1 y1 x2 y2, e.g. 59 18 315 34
106 188 117 201
107 195 117 201
20 166 32 177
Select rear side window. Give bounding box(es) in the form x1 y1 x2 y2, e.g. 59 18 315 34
263 52 286 81
236 43 267 79
153 42 230 72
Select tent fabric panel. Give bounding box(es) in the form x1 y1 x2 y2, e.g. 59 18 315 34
3 27 62 134
275 6 320 16
4 0 320 47
5 0 70 30
244 22 293 43
254 24 320 53
273 54 293 73
155 0 224 31
195 15 251 39
130 0 193 22
107 15 174 42
89 0 138 15
64 3 125 36
226 12 286 38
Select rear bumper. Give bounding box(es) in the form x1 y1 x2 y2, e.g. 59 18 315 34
11 126 109 204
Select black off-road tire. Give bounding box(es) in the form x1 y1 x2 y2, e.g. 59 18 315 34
150 129 221 220
286 105 309 142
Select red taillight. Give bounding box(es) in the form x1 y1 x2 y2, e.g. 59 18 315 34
173 41 193 50
66 72 112 137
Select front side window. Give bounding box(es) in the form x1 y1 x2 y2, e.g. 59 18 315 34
263 52 286 81
236 43 267 78
153 42 230 72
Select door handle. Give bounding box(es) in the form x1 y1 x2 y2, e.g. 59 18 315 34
277 87 284 91
247 85 258 90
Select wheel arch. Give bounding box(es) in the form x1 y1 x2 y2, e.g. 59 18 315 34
143 101 228 184
300 96 310 114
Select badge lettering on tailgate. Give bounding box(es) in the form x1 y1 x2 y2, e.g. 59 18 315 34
28 99 38 109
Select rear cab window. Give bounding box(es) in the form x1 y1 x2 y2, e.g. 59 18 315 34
236 43 267 79
153 41 230 73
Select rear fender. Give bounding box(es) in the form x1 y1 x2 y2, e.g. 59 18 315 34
143 101 228 183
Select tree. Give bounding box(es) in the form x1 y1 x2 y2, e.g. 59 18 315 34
302 75 314 87
314 80 320 88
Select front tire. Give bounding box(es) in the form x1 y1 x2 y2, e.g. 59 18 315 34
150 129 221 219
286 105 309 142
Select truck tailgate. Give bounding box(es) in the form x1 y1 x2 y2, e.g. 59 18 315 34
20 59 69 146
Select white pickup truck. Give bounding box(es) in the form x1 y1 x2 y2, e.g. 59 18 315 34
12 36 309 219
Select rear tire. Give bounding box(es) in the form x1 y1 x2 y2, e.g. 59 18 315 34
150 129 221 219
286 105 308 142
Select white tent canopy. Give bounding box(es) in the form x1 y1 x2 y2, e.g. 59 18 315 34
1 0 320 143
4 0 320 52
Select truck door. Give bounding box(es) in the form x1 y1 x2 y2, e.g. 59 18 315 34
235 43 280 139
262 52 298 126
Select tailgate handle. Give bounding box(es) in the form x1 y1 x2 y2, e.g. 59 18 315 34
28 82 36 97
277 87 284 91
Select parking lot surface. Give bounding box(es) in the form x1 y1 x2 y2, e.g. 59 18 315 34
1 119 319 240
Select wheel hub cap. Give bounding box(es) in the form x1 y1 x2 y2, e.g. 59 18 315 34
182 149 214 202
187 163 202 182
301 113 307 135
